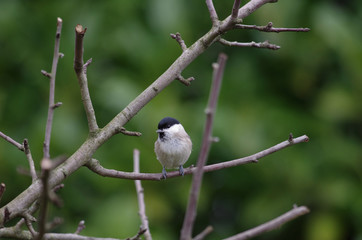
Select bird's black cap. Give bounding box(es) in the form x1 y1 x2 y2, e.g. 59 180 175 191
157 117 180 130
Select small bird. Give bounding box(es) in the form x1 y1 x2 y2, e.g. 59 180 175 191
154 117 192 179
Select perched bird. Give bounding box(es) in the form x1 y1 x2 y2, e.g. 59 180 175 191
154 117 192 179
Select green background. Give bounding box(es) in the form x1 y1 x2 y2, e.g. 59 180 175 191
0 0 361 239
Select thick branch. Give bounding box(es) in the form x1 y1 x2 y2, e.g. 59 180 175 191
74 24 99 133
0 131 24 151
181 53 227 240
43 17 63 159
235 22 310 32
133 150 152 240
224 206 310 240
231 0 242 21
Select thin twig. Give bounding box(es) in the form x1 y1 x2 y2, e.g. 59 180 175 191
180 53 227 240
43 17 63 160
235 22 310 33
36 158 52 240
205 0 219 24
0 131 24 151
74 24 99 133
85 135 309 181
193 226 213 240
74 220 86 234
231 0 242 21
23 139 37 182
0 183 5 203
176 74 195 86
119 127 142 137
133 149 152 240
223 206 310 240
219 38 280 50
22 212 37 237
170 32 187 51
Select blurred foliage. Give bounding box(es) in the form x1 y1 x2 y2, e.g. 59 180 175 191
0 0 361 239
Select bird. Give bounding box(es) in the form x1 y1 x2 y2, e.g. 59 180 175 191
154 117 192 179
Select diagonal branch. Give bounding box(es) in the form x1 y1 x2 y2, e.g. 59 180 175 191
43 17 63 160
235 22 310 32
205 0 219 25
180 53 227 240
223 206 310 240
74 25 99 133
133 149 152 240
0 131 24 151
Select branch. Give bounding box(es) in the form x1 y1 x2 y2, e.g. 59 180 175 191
170 32 187 51
85 135 309 181
43 17 63 159
219 38 280 50
0 183 5 203
235 22 310 33
181 53 227 240
224 206 310 240
230 0 242 21
0 131 24 151
119 127 142 137
74 24 99 133
206 0 218 24
23 139 37 182
176 74 195 86
74 220 86 234
193 226 213 240
36 158 52 240
133 149 152 240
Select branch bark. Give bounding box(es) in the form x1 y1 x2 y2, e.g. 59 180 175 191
223 206 310 240
181 53 227 240
133 149 152 240
43 17 63 160
74 25 99 133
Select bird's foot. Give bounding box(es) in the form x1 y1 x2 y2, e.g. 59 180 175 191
162 167 168 179
179 165 184 176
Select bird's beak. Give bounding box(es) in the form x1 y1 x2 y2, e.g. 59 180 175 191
156 129 163 133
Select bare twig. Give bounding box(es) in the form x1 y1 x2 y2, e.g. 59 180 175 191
176 74 195 86
223 206 310 240
0 131 24 151
43 17 63 160
235 22 310 32
193 226 213 240
219 38 280 50
23 139 37 182
119 127 142 137
85 135 309 181
170 32 187 51
133 149 152 240
231 0 242 21
205 0 219 24
0 183 5 203
74 24 99 133
181 53 227 240
74 220 86 234
36 158 52 240
22 212 37 237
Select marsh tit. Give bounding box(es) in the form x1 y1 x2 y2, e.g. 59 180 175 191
154 117 192 179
